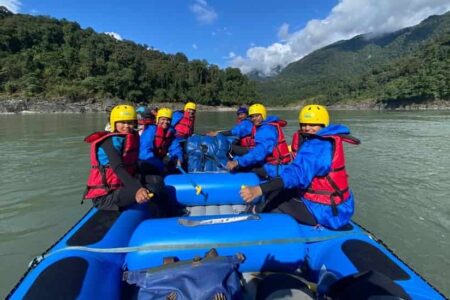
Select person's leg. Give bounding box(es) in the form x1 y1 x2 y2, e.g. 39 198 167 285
91 174 168 212
141 174 164 217
139 160 163 176
260 189 318 226
251 167 269 179
163 157 178 175
92 191 120 210
142 174 164 195
275 197 317 226
257 189 284 212
92 187 136 211
142 174 184 217
230 144 250 156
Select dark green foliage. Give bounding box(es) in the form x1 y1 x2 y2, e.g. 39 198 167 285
256 11 450 106
0 8 257 105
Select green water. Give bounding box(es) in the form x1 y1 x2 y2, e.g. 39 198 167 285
1 111 449 297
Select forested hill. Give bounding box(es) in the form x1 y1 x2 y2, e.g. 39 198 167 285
256 11 450 106
0 7 257 105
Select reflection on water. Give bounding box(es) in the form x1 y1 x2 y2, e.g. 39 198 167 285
0 110 449 297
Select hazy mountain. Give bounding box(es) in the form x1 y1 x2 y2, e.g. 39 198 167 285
257 11 450 106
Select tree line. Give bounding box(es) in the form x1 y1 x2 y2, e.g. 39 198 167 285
0 7 257 105
2 6 448 108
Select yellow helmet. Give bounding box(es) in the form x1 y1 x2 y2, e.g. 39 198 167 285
109 105 137 132
184 102 197 111
156 107 173 122
299 104 329 127
248 103 267 120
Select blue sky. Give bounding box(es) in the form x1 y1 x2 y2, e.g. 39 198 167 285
2 0 450 76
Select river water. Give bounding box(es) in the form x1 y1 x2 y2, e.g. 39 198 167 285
0 110 449 297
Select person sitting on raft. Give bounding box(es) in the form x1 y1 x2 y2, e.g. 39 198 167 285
150 106 159 117
236 106 249 122
290 110 308 159
136 106 156 136
225 103 292 175
171 101 197 139
206 106 254 152
82 104 153 210
240 104 360 229
139 108 183 176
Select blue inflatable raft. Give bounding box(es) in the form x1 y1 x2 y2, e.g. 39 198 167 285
7 173 446 299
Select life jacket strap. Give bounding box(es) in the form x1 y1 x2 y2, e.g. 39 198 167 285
330 165 345 172
86 183 122 189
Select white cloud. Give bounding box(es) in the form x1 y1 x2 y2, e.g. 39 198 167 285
189 0 218 24
222 51 236 59
277 23 290 41
147 46 161 52
0 0 21 13
104 32 122 41
212 27 232 37
192 43 198 49
231 0 450 76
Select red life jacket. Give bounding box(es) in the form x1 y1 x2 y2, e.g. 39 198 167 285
138 118 154 126
239 135 255 148
138 119 154 135
291 130 305 158
83 131 139 199
174 111 195 138
250 120 292 165
235 119 254 148
154 125 174 159
301 134 360 214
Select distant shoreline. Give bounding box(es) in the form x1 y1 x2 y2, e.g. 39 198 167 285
1 98 450 114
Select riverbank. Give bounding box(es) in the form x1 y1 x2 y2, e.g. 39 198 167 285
1 97 449 114
0 98 237 114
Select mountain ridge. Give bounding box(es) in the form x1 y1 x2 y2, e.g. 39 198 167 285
256 11 450 106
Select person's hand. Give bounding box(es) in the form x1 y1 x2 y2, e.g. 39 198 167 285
226 160 239 171
206 131 218 137
240 185 263 203
135 187 152 204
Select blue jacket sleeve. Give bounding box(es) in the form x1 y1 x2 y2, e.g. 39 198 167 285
171 111 183 127
277 138 332 189
230 119 252 137
139 126 157 161
235 123 277 168
264 163 288 178
168 136 184 162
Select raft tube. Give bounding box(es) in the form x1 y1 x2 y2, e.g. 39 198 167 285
8 205 149 300
125 213 307 272
7 174 446 300
164 172 261 205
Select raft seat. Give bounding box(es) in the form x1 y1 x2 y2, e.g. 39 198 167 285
164 172 261 217
185 204 247 216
